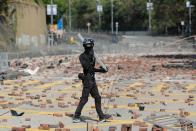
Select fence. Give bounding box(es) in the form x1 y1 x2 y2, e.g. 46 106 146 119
0 53 9 72
0 33 195 67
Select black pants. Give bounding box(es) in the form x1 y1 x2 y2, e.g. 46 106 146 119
74 77 104 118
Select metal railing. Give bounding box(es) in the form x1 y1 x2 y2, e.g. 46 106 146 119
0 52 9 72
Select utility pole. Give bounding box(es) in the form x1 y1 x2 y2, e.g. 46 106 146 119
189 5 192 36
111 0 114 34
186 1 195 36
99 10 101 30
147 0 153 32
50 0 54 46
69 0 72 32
96 0 102 31
149 0 152 32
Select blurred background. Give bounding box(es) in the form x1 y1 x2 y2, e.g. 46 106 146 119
0 0 195 59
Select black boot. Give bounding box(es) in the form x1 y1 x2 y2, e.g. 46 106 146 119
73 115 83 123
99 114 112 122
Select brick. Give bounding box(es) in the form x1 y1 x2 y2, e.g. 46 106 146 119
132 112 139 119
116 95 120 98
121 124 132 131
144 102 150 105
74 101 79 106
126 94 135 97
55 129 62 131
49 105 54 108
87 123 100 131
39 124 49 130
184 112 190 116
46 99 52 104
25 118 31 121
152 127 167 131
139 127 148 131
113 104 118 108
109 126 117 131
91 105 96 109
38 99 43 102
179 110 185 117
65 113 73 117
173 99 178 101
40 104 46 108
189 95 194 98
133 121 147 127
11 127 26 131
104 106 109 110
59 122 64 128
160 109 166 112
58 102 64 107
48 124 59 128
42 94 47 97
2 119 7 123
53 113 63 117
56 98 64 101
21 125 31 128
0 96 5 99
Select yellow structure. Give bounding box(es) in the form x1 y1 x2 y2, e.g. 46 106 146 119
8 0 47 49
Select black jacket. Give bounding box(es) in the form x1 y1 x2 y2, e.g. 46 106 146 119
79 52 103 76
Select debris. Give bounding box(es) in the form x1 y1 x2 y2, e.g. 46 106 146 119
10 110 24 116
121 124 132 131
21 125 31 128
39 124 49 130
0 54 195 130
138 103 145 111
47 63 55 69
109 126 117 131
53 113 63 117
139 127 148 131
59 122 64 128
11 127 26 131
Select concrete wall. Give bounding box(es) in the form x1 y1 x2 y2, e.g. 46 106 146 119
9 0 47 49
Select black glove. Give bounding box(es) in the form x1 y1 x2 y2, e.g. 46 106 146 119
78 73 84 80
100 66 108 73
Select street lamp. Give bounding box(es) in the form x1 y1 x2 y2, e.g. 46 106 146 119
186 1 195 36
87 22 91 34
115 22 119 35
181 21 185 36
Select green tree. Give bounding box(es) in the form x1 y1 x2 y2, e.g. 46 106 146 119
0 0 8 23
41 0 195 34
102 0 148 31
72 0 97 30
152 0 186 34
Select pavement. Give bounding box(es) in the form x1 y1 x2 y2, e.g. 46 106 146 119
0 54 195 131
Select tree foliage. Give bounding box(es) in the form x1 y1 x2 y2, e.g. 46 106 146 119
0 0 8 23
42 0 196 34
152 0 186 34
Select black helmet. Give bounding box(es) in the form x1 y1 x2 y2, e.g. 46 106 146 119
83 38 94 48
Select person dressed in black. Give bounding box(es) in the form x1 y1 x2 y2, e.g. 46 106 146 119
73 38 111 123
